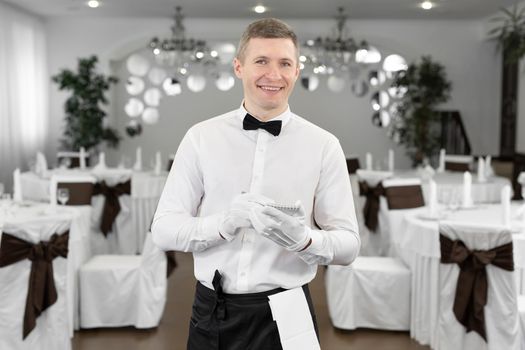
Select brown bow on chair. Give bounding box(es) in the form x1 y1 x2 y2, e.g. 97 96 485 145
439 234 514 341
359 181 385 232
0 231 69 339
384 185 425 210
93 180 131 235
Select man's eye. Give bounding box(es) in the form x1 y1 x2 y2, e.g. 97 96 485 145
256 60 266 64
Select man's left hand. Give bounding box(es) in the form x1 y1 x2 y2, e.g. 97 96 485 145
250 202 311 252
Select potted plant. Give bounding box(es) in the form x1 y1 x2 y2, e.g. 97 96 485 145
389 55 452 166
52 55 120 152
488 4 525 64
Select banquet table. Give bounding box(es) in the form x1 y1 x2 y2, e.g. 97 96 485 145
20 168 167 254
392 203 525 348
0 200 91 338
394 170 511 204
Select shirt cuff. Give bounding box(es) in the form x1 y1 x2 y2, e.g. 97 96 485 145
303 228 325 254
200 213 225 243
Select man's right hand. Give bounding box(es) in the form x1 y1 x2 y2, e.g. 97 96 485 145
218 193 274 241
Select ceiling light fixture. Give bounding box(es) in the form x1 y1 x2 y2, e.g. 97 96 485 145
254 5 266 14
420 1 433 10
87 0 100 8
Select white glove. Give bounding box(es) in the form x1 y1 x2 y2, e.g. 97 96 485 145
250 201 311 252
218 193 274 241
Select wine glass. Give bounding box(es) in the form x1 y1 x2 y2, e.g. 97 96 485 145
57 188 70 206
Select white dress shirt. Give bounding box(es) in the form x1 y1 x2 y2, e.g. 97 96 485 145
152 104 360 293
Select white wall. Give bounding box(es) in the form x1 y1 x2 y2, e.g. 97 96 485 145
45 17 501 169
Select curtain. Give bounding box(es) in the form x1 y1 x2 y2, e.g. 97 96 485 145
0 2 48 192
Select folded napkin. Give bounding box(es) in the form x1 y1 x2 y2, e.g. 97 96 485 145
13 168 23 202
133 147 142 171
501 185 511 227
92 152 107 171
154 151 162 175
462 171 472 208
477 157 486 183
79 147 87 170
428 179 438 217
388 149 394 172
484 155 494 178
35 152 48 177
437 148 446 173
365 152 373 170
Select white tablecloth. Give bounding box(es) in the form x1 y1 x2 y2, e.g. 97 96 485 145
393 203 525 347
20 169 167 254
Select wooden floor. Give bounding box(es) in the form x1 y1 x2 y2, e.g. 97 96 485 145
73 252 430 350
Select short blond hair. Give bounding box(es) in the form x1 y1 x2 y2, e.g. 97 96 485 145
236 18 299 62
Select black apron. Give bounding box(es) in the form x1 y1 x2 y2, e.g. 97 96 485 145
187 270 318 350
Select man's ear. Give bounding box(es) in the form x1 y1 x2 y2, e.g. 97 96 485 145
233 57 242 78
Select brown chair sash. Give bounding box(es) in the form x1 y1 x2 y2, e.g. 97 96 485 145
92 180 131 236
445 161 470 172
384 185 425 210
359 181 385 232
57 182 94 205
346 158 360 175
439 234 514 341
0 231 69 339
167 159 174 172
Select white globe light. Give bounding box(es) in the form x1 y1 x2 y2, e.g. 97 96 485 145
126 53 150 76
144 88 162 107
327 75 345 92
148 68 167 85
142 107 160 124
162 77 182 96
126 76 145 95
187 74 206 92
124 98 144 118
215 72 235 91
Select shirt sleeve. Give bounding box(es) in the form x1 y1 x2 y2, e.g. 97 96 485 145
296 137 360 266
151 129 226 252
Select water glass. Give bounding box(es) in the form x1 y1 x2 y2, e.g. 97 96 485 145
57 188 70 205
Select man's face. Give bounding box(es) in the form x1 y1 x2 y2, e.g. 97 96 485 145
233 38 300 118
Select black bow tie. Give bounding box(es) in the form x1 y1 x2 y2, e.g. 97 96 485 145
243 113 282 136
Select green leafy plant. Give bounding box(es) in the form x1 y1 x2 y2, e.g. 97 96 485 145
52 55 120 151
488 4 525 64
389 56 452 165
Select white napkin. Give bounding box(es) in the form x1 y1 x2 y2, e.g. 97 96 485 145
428 179 437 217
93 152 107 170
485 155 494 178
267 288 320 350
154 151 162 176
365 152 372 170
462 171 472 208
133 147 142 171
13 168 23 202
35 152 48 177
388 149 394 172
501 185 511 228
79 147 87 170
437 148 446 173
477 157 486 183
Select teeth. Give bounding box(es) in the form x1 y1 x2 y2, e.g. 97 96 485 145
260 86 281 91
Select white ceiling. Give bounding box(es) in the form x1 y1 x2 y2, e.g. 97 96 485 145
2 0 521 19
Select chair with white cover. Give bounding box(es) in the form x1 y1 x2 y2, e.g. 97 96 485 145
56 151 89 169
0 218 72 350
356 169 393 256
437 222 520 350
444 154 473 172
380 178 425 257
325 256 411 331
79 232 168 328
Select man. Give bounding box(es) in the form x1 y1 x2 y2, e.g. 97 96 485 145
152 18 360 350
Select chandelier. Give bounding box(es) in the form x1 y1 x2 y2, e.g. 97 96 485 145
148 6 219 70
300 7 382 93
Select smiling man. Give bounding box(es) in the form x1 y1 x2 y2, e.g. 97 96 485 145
152 18 360 350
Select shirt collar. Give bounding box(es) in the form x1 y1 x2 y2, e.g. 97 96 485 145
237 102 292 130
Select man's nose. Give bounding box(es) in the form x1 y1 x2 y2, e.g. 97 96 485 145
264 63 281 79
